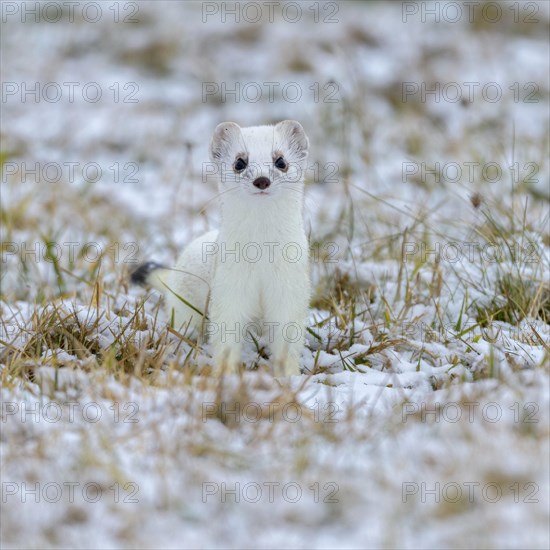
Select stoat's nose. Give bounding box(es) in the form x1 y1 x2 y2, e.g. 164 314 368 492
253 177 271 190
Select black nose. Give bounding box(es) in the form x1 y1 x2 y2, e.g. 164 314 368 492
253 177 271 190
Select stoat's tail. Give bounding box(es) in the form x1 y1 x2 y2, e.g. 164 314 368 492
130 262 171 292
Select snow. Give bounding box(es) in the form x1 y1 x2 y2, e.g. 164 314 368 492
1 1 549 548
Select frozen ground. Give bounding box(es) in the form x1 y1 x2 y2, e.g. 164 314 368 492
1 1 549 548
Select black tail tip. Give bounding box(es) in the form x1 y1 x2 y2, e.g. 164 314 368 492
130 261 165 287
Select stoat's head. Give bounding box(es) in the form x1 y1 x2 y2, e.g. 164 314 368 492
209 120 309 197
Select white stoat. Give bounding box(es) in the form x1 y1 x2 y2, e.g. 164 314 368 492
132 120 311 376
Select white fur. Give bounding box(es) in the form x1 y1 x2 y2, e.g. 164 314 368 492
152 121 311 376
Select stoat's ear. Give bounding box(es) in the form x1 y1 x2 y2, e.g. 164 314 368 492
275 120 309 159
210 122 241 162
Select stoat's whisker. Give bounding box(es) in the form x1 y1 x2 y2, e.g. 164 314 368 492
198 185 240 214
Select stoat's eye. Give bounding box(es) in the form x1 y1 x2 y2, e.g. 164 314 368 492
274 157 287 171
234 157 248 172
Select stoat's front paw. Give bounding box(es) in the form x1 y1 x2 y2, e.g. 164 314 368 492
210 346 241 376
210 361 239 376
273 357 301 378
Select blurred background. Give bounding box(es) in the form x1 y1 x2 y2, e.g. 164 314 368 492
2 0 548 298
1 2 549 548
